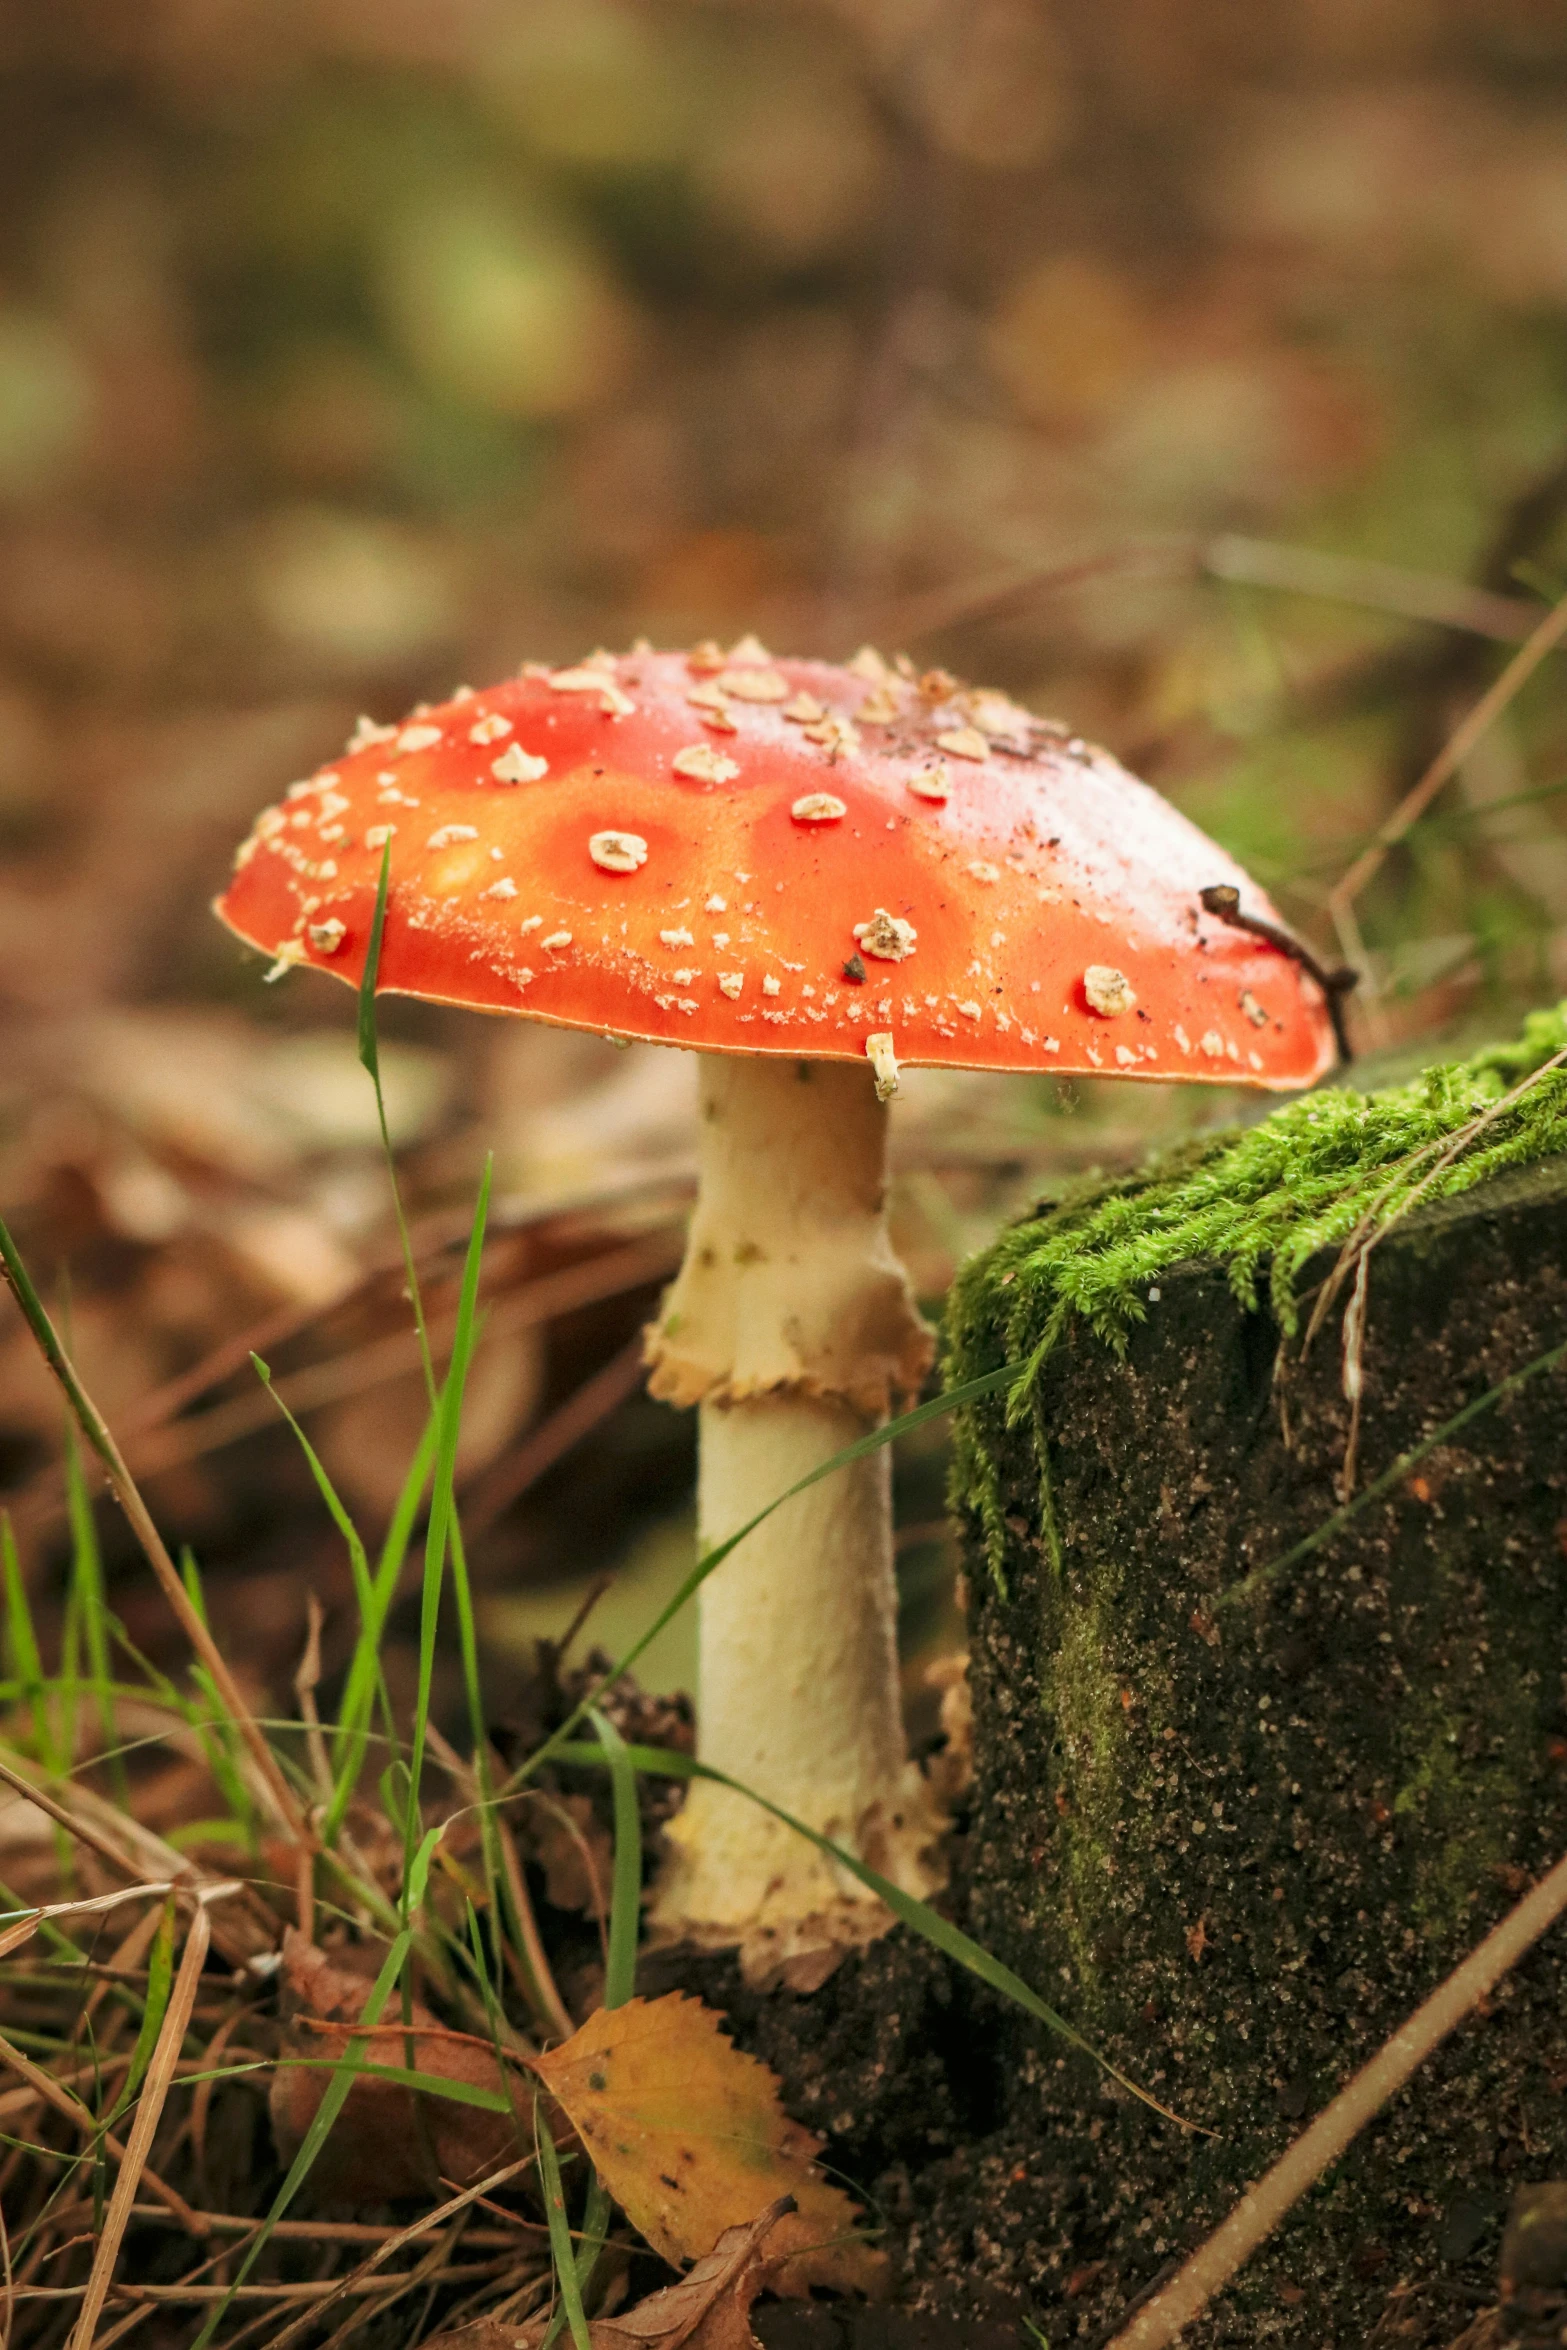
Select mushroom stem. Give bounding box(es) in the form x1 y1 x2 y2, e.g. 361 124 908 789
645 1055 944 1981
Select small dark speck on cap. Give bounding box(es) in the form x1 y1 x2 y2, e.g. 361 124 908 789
842 954 867 984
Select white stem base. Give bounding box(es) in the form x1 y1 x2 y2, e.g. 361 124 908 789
650 1393 944 1979
644 1056 944 1984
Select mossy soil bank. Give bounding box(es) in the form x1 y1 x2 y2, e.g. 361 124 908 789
652 1016 1567 2346
932 1014 1567 2343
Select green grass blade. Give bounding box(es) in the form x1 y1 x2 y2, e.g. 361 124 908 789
443 1502 512 1983
403 1159 492 1910
509 1362 1018 1791
357 842 392 1086
251 1352 377 1623
99 1895 175 2131
249 1352 395 1847
1 1514 42 1697
276 2057 514 2112
559 1706 641 2317
63 1423 125 1804
1 1512 53 1769
325 1412 436 1840
177 1549 256 1845
551 1742 1189 2129
357 839 438 1405
0 1219 122 1497
586 1707 640 2012
536 2092 593 2350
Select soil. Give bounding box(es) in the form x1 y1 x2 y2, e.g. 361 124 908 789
650 1153 1567 2350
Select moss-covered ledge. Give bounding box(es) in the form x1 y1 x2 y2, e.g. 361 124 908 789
935 1009 1567 2344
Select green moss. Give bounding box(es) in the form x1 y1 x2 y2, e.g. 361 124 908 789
945 1004 1567 1589
1046 1552 1128 2002
1391 1696 1511 1935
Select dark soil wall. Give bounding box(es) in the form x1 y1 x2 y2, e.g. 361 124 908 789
946 1155 1567 2347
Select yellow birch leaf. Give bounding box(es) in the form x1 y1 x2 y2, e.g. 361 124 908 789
530 1993 887 2299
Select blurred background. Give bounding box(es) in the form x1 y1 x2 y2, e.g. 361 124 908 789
3 0 1567 1759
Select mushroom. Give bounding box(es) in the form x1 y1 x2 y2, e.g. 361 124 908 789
215 642 1338 1983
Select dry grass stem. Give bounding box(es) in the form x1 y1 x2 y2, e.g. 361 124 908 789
0 1883 182 1965
494 1804 574 2045
262 2157 537 2350
69 1896 219 2350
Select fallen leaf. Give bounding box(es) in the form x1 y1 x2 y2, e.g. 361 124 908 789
270 1930 524 2202
423 2198 793 2350
531 1790 613 1916
531 1994 886 2298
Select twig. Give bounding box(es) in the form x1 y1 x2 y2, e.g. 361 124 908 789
121 2208 528 2248
0 1219 308 1844
1197 885 1358 1064
1326 592 1567 977
12 2268 509 2306
1104 1840 1567 2349
0 2150 12 2350
882 533 1542 655
293 1595 334 1808
879 545 1182 647
551 1575 615 1667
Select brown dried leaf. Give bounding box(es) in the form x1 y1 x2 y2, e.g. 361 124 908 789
531 1791 613 1916
530 1994 886 2298
270 1930 524 2202
423 2197 791 2350
592 2197 787 2350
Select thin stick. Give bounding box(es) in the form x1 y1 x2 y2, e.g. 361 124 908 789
0 1221 308 1843
122 2209 529 2248
1326 590 1567 972
293 1595 334 1805
69 1896 214 2350
13 2269 508 2306
1104 1843 1567 2349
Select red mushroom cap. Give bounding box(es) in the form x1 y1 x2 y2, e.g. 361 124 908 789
215 642 1336 1089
